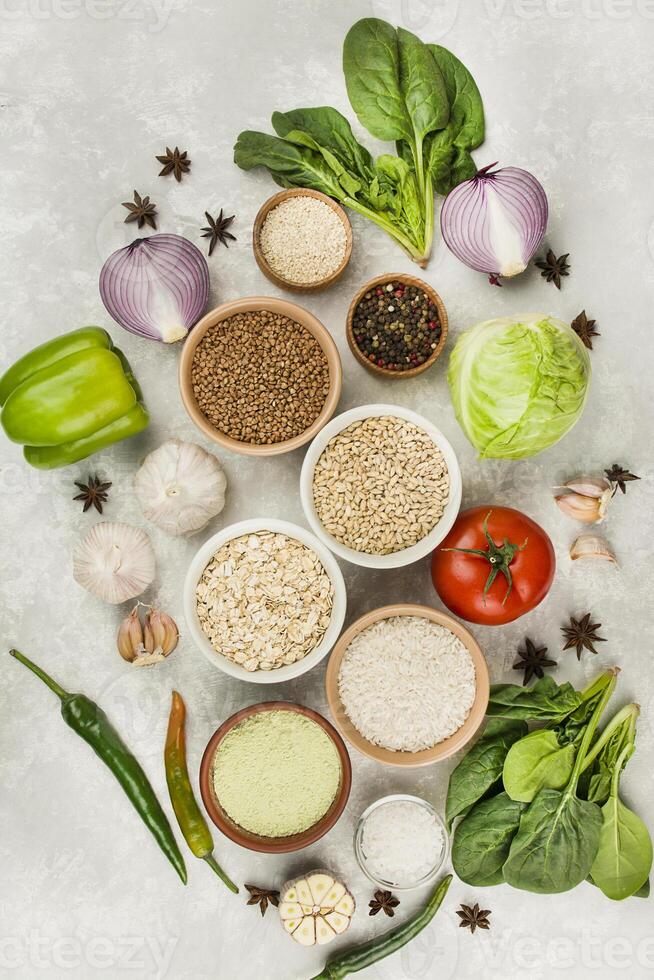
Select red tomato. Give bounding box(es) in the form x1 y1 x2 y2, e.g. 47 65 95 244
431 506 555 625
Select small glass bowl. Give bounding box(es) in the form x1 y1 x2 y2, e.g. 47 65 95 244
354 794 449 891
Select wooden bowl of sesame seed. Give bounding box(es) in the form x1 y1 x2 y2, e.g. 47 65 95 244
179 297 342 456
253 188 352 292
346 273 448 378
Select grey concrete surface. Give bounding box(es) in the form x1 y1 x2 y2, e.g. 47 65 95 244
1 1 653 978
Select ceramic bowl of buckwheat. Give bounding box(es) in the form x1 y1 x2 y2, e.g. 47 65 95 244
300 404 462 569
183 518 347 682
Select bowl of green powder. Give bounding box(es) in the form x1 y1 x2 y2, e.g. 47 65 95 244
199 702 352 853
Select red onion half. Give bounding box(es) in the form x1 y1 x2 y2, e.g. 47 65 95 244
440 164 548 283
100 234 210 343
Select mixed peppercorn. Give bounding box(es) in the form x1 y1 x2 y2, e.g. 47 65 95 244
351 280 442 372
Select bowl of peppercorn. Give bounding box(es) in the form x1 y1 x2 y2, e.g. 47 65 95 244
346 274 448 378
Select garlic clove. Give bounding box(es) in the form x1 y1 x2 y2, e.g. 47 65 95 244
143 609 179 657
73 522 155 604
561 475 612 498
117 606 144 662
570 533 618 565
554 491 606 524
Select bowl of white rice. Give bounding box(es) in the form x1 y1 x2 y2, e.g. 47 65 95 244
325 604 489 766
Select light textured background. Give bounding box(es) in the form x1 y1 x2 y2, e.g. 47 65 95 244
1 1 653 978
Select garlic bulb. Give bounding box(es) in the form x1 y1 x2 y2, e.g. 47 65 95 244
73 522 155 604
134 439 226 536
279 871 354 947
117 604 179 666
570 532 618 565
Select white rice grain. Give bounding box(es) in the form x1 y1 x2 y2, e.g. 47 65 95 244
338 616 476 752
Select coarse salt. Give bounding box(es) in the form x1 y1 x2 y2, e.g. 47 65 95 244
361 800 444 886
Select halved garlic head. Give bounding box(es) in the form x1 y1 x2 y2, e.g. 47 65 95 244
279 871 354 947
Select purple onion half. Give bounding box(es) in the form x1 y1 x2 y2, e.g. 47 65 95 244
440 164 548 282
100 234 210 343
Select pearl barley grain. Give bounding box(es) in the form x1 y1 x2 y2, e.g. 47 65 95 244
259 196 347 285
312 416 449 555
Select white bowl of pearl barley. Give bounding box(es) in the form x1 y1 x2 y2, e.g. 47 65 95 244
300 404 462 569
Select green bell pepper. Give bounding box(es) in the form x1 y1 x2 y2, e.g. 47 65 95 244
0 327 149 469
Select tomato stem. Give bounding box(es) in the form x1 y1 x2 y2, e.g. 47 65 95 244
441 511 527 605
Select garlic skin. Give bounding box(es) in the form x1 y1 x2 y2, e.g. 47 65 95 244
134 439 226 536
554 475 612 524
73 523 155 604
570 533 618 565
117 605 179 666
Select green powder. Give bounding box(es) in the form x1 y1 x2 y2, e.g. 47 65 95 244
212 710 341 837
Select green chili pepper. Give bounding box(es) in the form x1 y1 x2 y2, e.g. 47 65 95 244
10 650 186 884
165 691 238 893
310 874 452 980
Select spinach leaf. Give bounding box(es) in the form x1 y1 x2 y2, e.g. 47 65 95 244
396 27 448 178
488 676 583 721
374 155 423 236
446 717 527 827
591 796 653 900
502 674 617 894
503 730 576 803
503 788 603 893
233 131 343 197
343 17 448 256
583 704 638 805
274 127 364 199
426 44 485 195
452 792 526 886
588 707 652 900
343 19 413 144
634 878 650 898
271 107 374 181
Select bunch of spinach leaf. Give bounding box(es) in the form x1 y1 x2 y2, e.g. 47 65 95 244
449 669 652 900
234 18 484 266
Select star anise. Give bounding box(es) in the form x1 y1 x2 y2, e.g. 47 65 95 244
456 903 492 934
73 475 112 514
122 190 157 230
562 613 607 660
244 885 280 917
513 638 557 686
368 890 400 917
535 248 570 288
156 146 191 182
604 464 640 496
201 209 236 255
571 310 600 350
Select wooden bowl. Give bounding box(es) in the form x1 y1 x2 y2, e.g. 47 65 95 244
346 273 448 379
252 188 352 292
199 701 352 853
325 604 489 767
178 297 342 457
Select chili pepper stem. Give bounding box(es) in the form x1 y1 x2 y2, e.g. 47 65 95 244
9 649 69 701
203 854 239 894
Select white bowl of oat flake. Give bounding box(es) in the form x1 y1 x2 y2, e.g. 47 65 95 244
300 404 462 569
183 519 347 683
